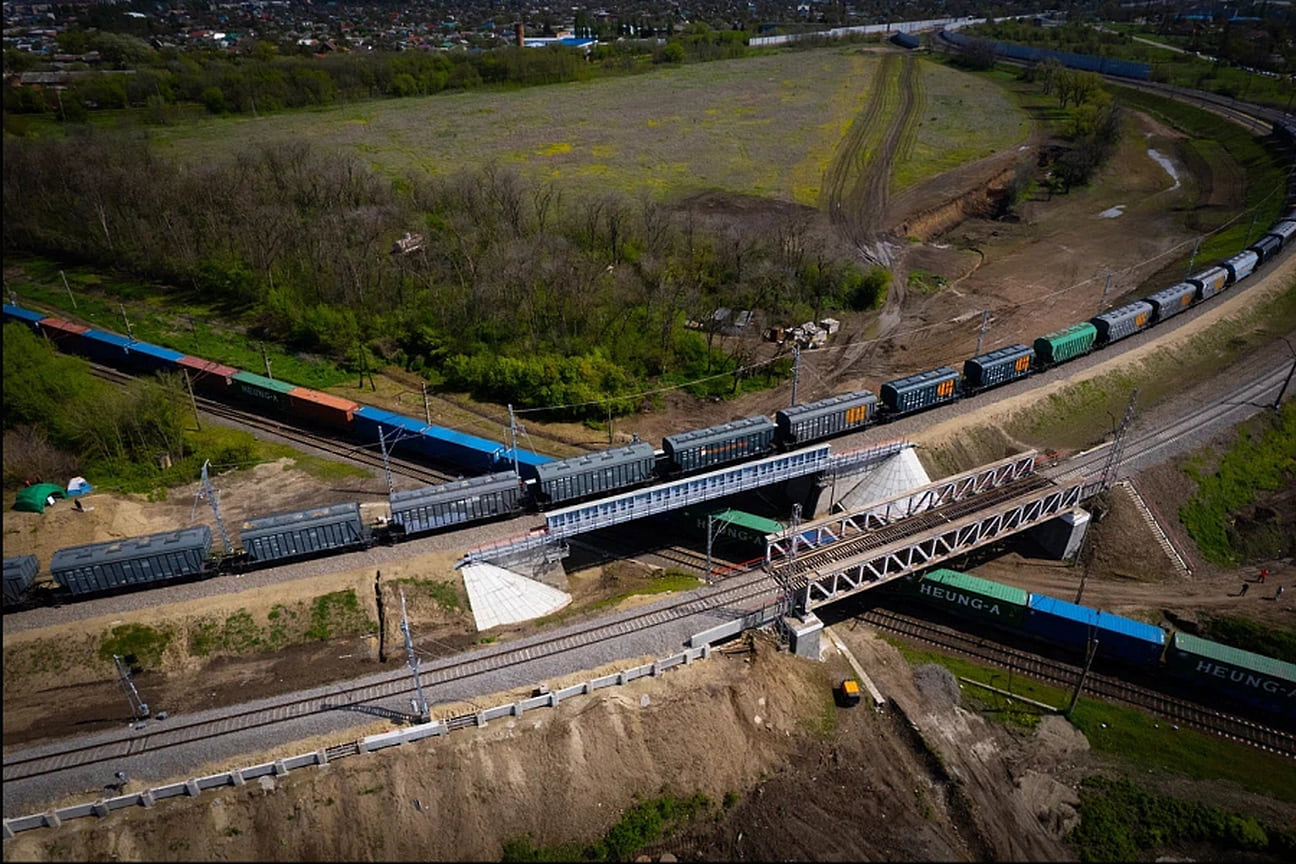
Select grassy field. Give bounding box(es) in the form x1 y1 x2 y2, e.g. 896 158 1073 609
145 47 1026 206
892 59 1030 192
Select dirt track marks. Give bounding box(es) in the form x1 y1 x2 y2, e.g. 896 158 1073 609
822 54 924 257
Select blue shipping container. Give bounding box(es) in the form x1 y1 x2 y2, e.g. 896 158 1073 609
80 329 134 366
3 303 46 332
1024 594 1166 668
126 341 185 374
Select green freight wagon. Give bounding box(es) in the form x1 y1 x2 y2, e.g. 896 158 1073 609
901 568 1029 628
1033 322 1097 368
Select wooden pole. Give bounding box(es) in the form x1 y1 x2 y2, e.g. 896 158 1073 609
183 369 201 431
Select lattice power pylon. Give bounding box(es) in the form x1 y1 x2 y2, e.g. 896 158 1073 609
1101 389 1139 492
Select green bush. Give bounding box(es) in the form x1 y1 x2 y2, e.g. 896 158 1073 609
98 623 172 668
1067 776 1288 862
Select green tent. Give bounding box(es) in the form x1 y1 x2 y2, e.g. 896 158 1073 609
13 483 67 514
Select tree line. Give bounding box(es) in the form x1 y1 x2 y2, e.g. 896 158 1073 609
2 133 888 421
3 29 751 123
3 324 191 490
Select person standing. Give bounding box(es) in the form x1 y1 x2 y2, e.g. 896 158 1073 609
1240 583 1250 597
1259 569 1269 584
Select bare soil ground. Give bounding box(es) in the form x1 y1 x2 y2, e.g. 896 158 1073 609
7 632 1291 863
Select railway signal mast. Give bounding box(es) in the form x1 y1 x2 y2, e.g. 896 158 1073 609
113 654 149 722
1101 389 1138 492
400 588 430 723
197 459 233 554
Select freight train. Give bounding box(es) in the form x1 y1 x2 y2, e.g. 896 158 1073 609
887 568 1296 721
4 117 1296 610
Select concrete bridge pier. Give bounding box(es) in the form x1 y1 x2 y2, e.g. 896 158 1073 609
784 612 824 660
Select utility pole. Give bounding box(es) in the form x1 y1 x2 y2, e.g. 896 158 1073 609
400 588 430 723
260 342 272 379
118 303 134 340
60 270 77 310
1101 389 1138 492
607 403 613 445
1185 237 1202 277
705 512 731 585
183 369 201 431
377 427 396 499
508 404 520 477
1098 272 1113 314
200 460 233 554
780 503 804 620
1275 338 1296 411
1065 637 1100 717
790 345 801 408
974 308 989 356
421 383 432 426
188 316 199 351
1244 211 1258 247
113 654 149 721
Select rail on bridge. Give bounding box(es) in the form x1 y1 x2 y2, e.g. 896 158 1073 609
769 472 1100 614
460 440 914 567
765 450 1038 563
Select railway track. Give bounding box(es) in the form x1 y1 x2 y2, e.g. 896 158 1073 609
1 568 783 784
774 474 1057 583
858 607 1296 758
87 364 455 487
1045 360 1292 485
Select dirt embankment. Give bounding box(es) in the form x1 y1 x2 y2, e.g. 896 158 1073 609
1 635 1089 863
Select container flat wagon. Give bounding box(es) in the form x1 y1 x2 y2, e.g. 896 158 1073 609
902 568 1028 628
3 304 45 332
390 472 523 536
177 356 237 395
229 370 295 413
1024 594 1166 667
1166 632 1296 719
239 502 368 565
286 387 358 433
79 329 136 367
126 341 185 375
775 390 877 446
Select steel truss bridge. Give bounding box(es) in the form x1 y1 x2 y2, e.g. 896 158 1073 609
459 439 912 566
761 451 1103 614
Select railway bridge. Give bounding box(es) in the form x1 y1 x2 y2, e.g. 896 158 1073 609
757 451 1101 655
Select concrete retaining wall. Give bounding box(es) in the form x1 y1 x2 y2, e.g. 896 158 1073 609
3 644 713 840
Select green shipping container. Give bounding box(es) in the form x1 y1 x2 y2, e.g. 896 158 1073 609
904 568 1029 627
1168 632 1296 696
1033 322 1097 366
679 508 783 549
230 370 294 411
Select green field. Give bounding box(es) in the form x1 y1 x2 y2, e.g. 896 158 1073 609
148 48 1026 206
